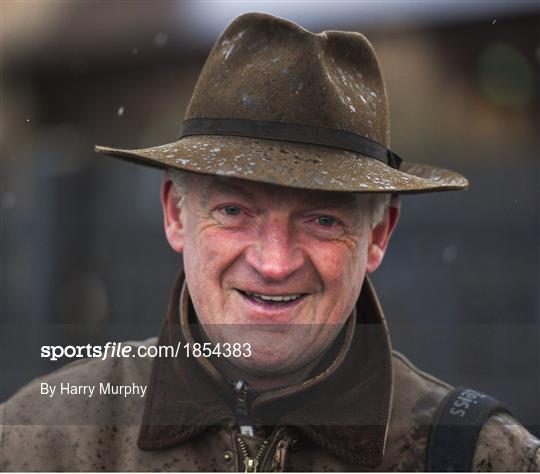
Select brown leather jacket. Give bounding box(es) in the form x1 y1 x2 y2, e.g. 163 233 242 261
1 274 539 472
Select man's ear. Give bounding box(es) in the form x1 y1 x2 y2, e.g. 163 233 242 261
161 178 185 253
366 195 400 273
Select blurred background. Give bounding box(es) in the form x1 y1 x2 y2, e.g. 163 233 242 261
1 1 539 435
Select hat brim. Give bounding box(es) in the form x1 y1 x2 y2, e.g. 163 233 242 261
95 135 468 194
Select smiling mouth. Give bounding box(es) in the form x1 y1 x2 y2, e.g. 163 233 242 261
236 289 307 306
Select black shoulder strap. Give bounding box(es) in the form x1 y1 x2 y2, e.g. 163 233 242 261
426 386 513 472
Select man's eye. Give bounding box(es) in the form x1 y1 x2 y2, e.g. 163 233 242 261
316 216 337 227
222 206 242 216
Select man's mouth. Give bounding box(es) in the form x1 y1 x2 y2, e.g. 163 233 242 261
236 289 307 306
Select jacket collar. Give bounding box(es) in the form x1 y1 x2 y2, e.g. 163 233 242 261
138 272 394 467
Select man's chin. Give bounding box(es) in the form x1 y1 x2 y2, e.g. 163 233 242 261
225 351 309 379
218 323 320 349
202 322 339 387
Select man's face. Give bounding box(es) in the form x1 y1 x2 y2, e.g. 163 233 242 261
163 173 396 378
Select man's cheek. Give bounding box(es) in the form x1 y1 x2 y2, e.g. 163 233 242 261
191 227 225 265
311 244 362 282
198 228 248 267
195 246 222 277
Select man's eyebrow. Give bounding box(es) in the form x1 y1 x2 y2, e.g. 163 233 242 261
200 181 256 205
199 180 361 210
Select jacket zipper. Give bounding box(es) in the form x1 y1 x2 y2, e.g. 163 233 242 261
236 436 269 472
233 379 272 472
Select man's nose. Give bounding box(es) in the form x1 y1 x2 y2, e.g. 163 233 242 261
244 214 305 281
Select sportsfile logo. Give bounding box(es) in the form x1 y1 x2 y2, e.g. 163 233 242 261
40 341 252 361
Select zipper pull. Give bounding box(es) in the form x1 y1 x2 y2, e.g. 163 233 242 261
237 436 259 472
234 379 255 437
237 436 269 472
244 457 259 472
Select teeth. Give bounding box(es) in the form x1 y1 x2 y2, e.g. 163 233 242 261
245 292 303 302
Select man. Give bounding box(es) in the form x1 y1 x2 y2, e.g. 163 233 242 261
1 12 538 472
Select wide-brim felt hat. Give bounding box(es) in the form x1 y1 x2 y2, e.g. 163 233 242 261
96 12 468 194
